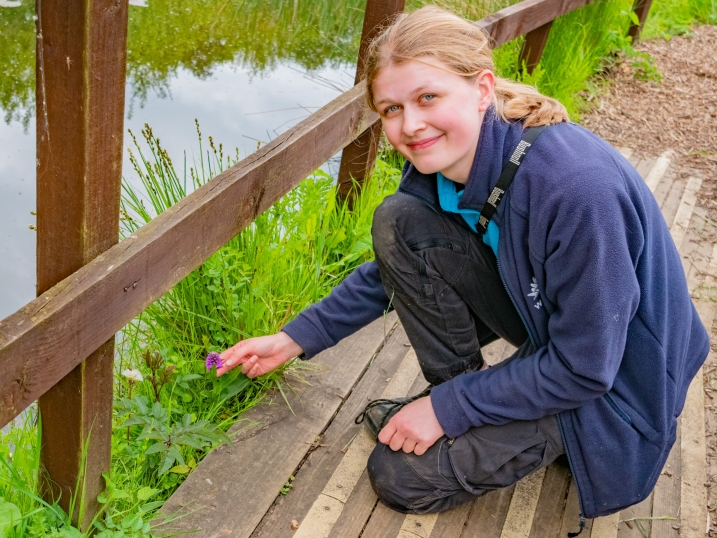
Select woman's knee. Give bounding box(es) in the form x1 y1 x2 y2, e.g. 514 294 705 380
371 193 433 261
367 444 414 513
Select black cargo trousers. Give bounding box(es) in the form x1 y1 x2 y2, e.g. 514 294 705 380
366 191 565 514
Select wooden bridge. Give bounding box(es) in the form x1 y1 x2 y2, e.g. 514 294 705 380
1 0 709 534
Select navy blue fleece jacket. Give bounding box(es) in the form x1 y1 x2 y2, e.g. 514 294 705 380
282 109 709 518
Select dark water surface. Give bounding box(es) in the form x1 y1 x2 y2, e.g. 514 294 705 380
0 0 364 319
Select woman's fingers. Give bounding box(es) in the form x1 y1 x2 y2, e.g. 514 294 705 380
402 439 417 454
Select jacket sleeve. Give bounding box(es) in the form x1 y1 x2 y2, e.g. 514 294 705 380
282 260 391 359
431 166 644 438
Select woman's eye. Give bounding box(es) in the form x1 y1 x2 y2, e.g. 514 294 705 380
422 94 435 102
384 105 400 114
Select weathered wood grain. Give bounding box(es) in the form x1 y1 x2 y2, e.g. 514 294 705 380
651 425 681 538
0 81 376 429
527 463 571 538
251 325 410 538
291 350 422 538
500 467 546 538
616 493 653 538
154 315 395 537
362 502 408 538
35 0 128 525
559 480 592 538
643 150 673 193
428 502 474 537
461 486 516 538
670 176 703 251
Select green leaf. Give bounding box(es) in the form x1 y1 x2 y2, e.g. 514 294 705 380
168 464 191 475
628 11 640 25
145 442 168 455
139 500 165 514
0 500 22 536
137 486 160 501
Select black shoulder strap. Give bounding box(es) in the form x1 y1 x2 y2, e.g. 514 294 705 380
476 125 547 236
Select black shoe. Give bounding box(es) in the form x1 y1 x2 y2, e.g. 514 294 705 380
355 386 432 441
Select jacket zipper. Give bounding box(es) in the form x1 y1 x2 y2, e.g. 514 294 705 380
557 416 587 536
494 230 586 534
495 255 538 349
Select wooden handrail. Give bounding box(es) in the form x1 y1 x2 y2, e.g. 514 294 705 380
0 0 641 428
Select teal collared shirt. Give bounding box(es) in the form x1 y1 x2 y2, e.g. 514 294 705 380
436 172 500 258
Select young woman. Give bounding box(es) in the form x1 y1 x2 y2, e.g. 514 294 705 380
217 6 709 525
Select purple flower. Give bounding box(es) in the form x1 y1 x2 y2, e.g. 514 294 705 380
205 351 223 370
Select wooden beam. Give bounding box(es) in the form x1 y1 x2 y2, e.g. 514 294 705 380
518 21 553 74
337 0 404 201
35 0 128 527
0 82 376 431
475 0 595 48
628 0 654 41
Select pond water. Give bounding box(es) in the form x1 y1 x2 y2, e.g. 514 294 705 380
0 0 366 319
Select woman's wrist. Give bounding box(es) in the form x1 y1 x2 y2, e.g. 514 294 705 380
279 331 304 359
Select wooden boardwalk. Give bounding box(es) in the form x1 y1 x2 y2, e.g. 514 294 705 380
156 148 713 538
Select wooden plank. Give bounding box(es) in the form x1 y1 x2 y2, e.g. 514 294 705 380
461 486 516 538
500 467 546 538
634 156 656 181
154 315 395 538
429 502 474 537
617 147 634 160
653 163 676 209
35 0 129 526
670 176 703 251
251 324 411 538
337 0 404 199
651 425 681 538
398 513 439 538
527 463 571 538
482 339 510 366
518 21 553 74
362 502 408 538
628 0 654 41
559 480 592 538
0 81 377 429
292 349 423 538
327 470 379 538
591 513 619 538
475 0 596 48
616 494 653 538
660 176 687 229
643 150 673 193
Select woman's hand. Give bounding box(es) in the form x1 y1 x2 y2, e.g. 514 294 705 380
378 396 445 455
217 332 303 378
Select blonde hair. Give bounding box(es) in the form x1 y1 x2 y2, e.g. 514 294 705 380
363 6 569 128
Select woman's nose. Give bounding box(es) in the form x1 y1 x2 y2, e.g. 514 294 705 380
402 108 426 137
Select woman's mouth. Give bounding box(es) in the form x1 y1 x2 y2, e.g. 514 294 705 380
407 135 441 151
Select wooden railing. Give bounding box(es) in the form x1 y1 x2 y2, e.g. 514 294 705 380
0 0 653 526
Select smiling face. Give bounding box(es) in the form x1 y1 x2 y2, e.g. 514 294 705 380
372 57 495 184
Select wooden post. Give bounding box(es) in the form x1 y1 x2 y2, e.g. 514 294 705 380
337 0 405 201
518 20 553 75
628 0 653 41
36 0 128 528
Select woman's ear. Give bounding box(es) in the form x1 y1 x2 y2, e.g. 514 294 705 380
475 70 495 112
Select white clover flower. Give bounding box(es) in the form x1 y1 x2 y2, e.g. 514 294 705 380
121 368 144 383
